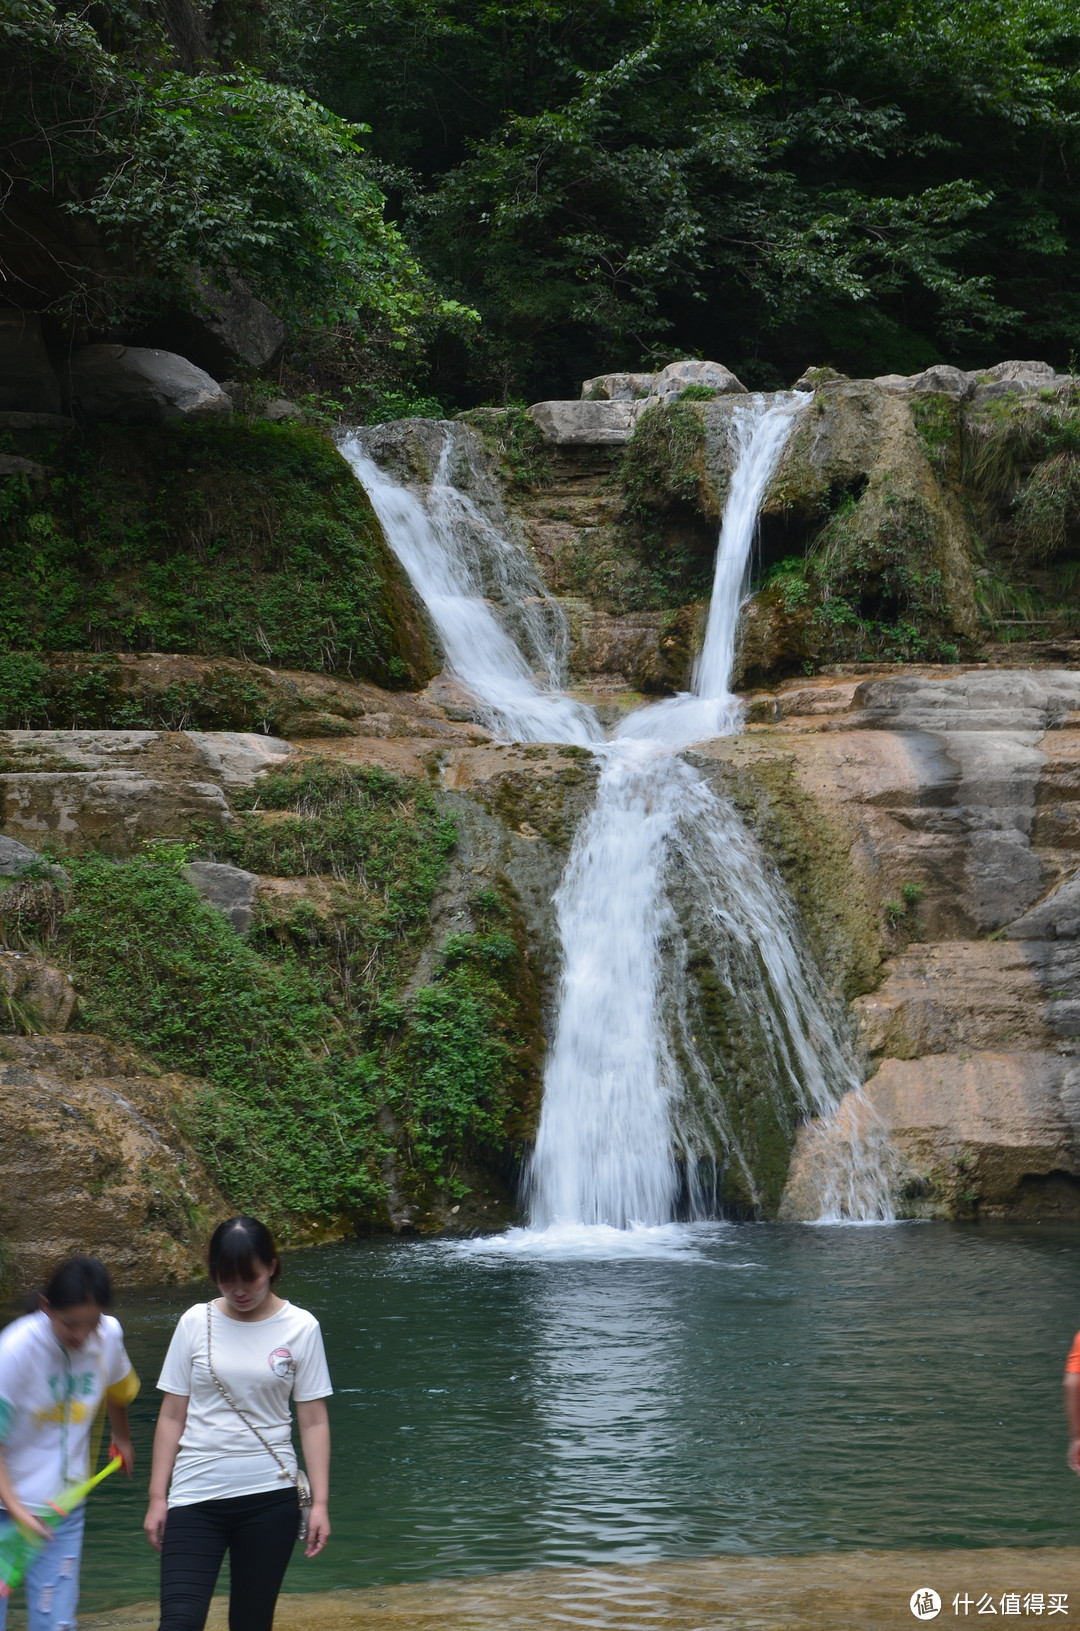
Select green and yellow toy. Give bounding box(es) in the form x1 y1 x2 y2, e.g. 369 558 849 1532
0 1453 122 1600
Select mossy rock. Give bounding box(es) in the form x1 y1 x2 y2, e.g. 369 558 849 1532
0 420 435 688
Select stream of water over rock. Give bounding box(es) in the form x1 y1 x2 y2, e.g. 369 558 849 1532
339 399 892 1232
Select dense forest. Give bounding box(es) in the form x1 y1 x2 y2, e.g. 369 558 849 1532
3 0 1080 408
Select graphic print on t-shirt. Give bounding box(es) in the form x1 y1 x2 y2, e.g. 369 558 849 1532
156 1301 332 1507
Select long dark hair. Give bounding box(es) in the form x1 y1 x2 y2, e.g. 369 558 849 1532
40 1256 112 1310
207 1217 280 1286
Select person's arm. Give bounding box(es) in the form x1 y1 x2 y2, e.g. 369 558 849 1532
105 1398 134 1475
0 1445 50 1538
143 1394 188 1550
295 1398 331 1559
1066 1372 1080 1473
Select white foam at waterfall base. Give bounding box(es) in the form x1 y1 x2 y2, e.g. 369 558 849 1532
341 405 895 1244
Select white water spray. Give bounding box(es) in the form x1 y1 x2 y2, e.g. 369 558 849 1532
341 400 894 1237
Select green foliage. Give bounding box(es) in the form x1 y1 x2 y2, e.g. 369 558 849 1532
961 393 1080 565
678 385 720 402
911 394 959 476
382 933 523 1188
208 759 457 1010
48 848 385 1219
365 389 448 422
270 0 1080 396
1013 452 1080 563
761 483 965 666
766 556 813 614
963 395 1080 499
0 0 473 348
0 423 426 687
455 404 553 494
620 403 705 514
0 762 535 1226
0 653 287 732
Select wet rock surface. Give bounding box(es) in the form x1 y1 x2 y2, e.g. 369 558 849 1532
77 1547 1080 1631
722 667 1080 1217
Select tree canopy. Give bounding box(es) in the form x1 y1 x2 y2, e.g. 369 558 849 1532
2 0 1079 402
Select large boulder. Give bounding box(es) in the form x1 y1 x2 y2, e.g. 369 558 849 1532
181 268 287 376
0 310 62 414
653 359 747 397
756 381 981 649
0 951 78 1032
971 358 1059 407
580 371 656 401
66 345 232 424
0 728 291 856
529 398 647 446
183 861 259 934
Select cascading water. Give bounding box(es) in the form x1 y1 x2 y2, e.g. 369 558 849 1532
338 400 894 1236
338 431 601 747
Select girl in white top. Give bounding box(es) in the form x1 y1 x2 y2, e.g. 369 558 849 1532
144 1217 332 1631
0 1255 137 1631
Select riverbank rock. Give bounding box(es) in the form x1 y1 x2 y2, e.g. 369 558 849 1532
0 728 292 854
66 345 232 423
529 397 647 446
713 666 1080 1219
183 862 258 933
783 1054 1080 1220
0 1034 227 1290
177 268 287 376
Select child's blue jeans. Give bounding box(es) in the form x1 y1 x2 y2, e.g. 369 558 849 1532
0 1508 85 1631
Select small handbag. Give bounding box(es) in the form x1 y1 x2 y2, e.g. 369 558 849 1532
205 1302 313 1544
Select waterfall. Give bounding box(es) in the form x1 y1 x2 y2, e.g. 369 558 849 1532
339 403 893 1233
338 430 601 747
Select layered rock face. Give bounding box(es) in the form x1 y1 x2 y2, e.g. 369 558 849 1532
690 668 1080 1219
515 356 1080 696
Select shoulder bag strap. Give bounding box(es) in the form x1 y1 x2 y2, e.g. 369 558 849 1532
205 1301 298 1487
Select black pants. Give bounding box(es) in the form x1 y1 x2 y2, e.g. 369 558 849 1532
158 1488 298 1631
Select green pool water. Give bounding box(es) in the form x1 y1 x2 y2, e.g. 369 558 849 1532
67 1221 1080 1611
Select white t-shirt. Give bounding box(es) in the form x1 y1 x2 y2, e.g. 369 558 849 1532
157 1300 332 1506
0 1311 137 1512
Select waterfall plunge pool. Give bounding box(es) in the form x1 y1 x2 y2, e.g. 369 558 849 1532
73 1222 1080 1616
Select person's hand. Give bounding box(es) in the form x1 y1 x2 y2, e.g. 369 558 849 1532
143 1495 169 1551
11 1502 51 1541
1068 1437 1080 1475
304 1502 330 1559
109 1437 134 1475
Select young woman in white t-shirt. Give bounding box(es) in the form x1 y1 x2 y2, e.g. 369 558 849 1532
143 1217 332 1631
0 1255 138 1631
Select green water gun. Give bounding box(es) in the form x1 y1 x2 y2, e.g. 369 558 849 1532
0 1454 122 1600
